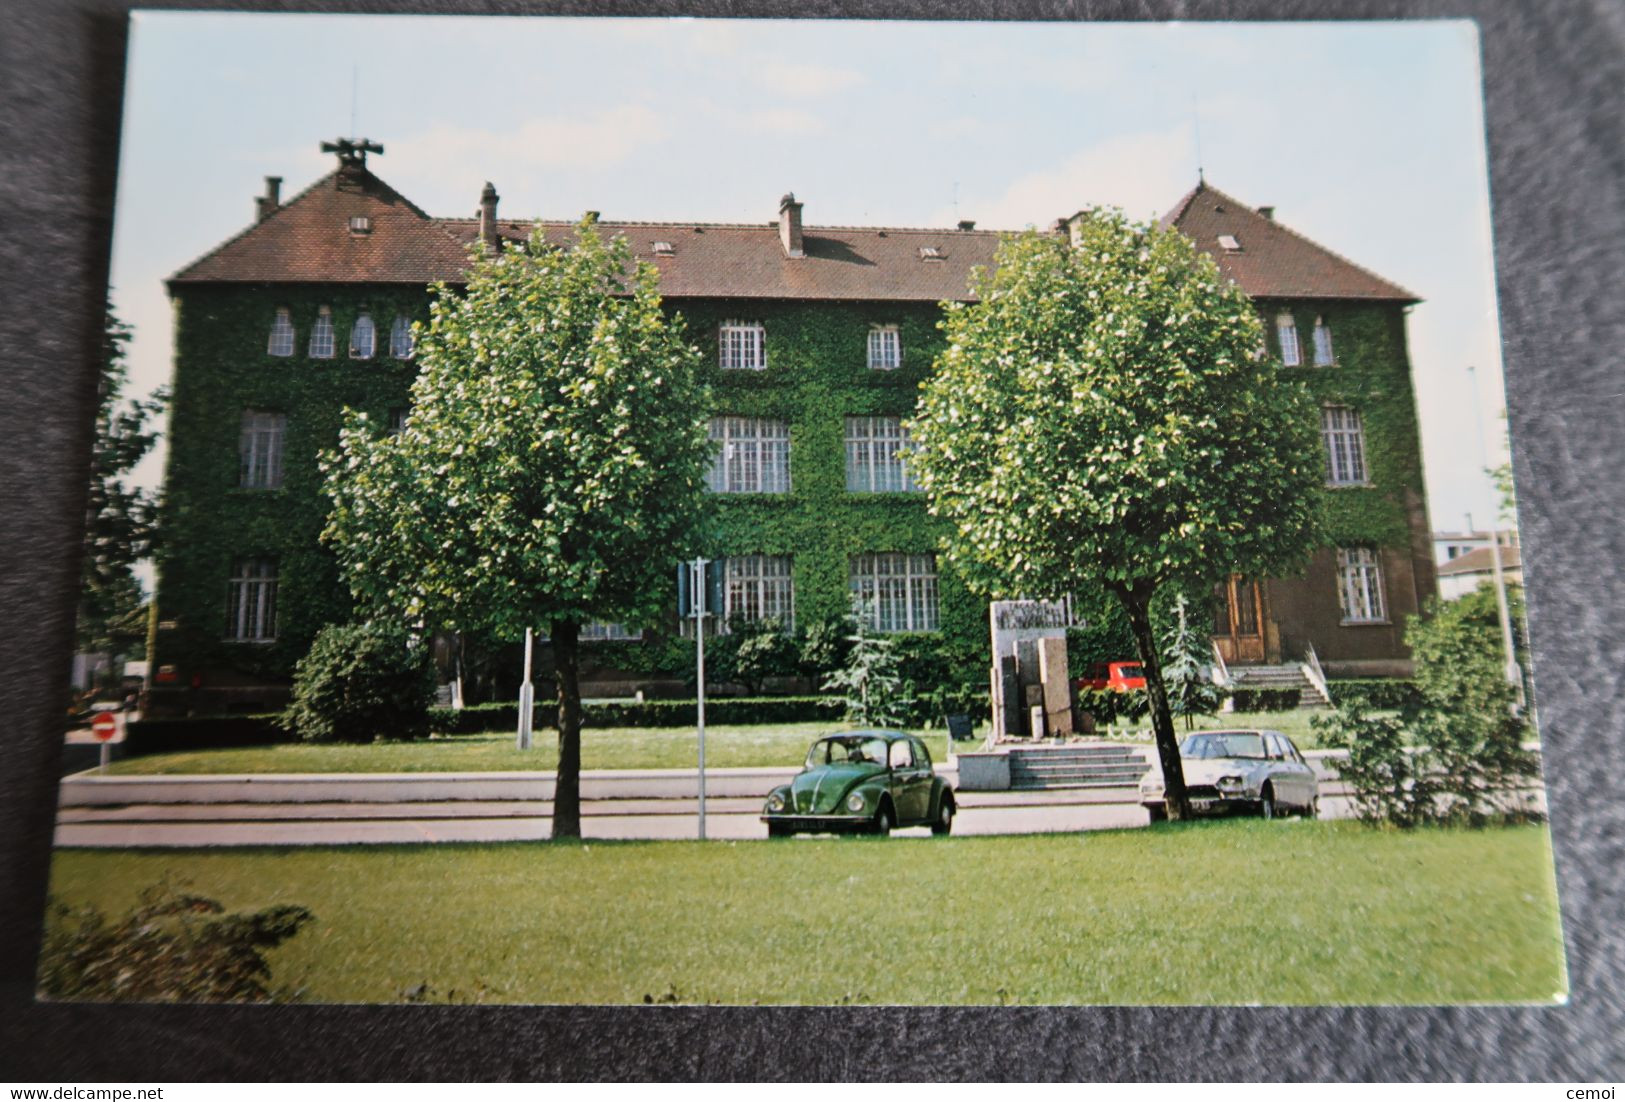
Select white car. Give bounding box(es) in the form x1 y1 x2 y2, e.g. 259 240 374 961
1139 729 1319 822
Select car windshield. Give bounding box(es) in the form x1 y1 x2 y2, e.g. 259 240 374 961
807 735 890 769
1118 664 1143 678
1180 733 1267 760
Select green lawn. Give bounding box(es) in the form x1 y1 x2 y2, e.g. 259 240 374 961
102 721 983 776
44 821 1566 1005
104 710 1360 776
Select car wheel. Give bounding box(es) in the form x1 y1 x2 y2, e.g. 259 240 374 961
872 804 894 838
1146 803 1168 823
931 797 955 836
1260 785 1276 821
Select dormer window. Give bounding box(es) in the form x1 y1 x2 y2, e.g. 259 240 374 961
1275 312 1301 367
267 308 295 357
653 241 674 257
349 311 376 359
719 320 766 370
349 216 372 235
1217 234 1242 252
1312 316 1335 365
919 246 943 261
309 306 335 359
390 314 414 360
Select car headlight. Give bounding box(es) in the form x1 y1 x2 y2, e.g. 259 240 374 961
846 793 867 813
767 792 786 812
1217 775 1244 790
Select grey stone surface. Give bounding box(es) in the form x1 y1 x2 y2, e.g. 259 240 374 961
1 0 1620 1083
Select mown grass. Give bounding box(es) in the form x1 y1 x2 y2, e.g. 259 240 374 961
102 721 984 776
103 710 1361 777
45 821 1566 1005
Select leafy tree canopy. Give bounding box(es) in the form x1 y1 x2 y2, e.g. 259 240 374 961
908 213 1323 603
79 303 166 657
322 221 714 639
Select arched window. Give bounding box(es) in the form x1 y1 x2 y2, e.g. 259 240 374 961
1275 312 1301 367
389 315 414 359
308 306 335 359
267 308 295 357
1312 316 1335 366
349 311 376 359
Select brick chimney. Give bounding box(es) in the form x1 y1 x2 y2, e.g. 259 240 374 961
255 176 282 222
478 182 500 251
957 219 976 232
778 192 804 258
1258 205 1275 221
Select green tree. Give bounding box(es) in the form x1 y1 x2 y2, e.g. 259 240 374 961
1161 593 1225 730
823 603 913 728
322 222 713 838
908 212 1322 818
79 303 165 665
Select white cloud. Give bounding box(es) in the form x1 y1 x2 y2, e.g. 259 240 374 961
753 62 864 98
391 106 668 195
939 125 1196 231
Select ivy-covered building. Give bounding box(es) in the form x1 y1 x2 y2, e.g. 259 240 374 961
146 141 1435 713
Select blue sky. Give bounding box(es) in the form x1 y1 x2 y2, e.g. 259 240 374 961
112 14 1512 538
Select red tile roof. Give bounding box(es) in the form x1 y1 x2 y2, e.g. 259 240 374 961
1161 182 1419 303
172 163 1416 306
1436 544 1522 577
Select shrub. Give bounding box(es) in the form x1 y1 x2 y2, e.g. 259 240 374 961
1229 687 1302 713
282 621 438 743
1073 687 1148 728
1314 587 1539 827
38 881 314 1003
705 617 800 694
822 607 912 728
1162 594 1225 730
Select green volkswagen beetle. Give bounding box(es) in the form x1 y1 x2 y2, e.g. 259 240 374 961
761 730 957 838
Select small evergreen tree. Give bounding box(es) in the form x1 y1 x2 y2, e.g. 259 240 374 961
822 603 913 728
1160 593 1225 730
282 621 438 742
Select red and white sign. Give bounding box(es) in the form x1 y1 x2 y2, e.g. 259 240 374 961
91 711 119 742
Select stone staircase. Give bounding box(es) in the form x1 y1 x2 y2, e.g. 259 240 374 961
1006 744 1151 790
1229 664 1329 709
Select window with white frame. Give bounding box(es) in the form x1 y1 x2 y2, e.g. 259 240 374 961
706 417 791 493
580 621 645 642
845 416 919 492
387 407 408 435
1321 405 1368 485
349 311 376 359
725 555 794 627
309 306 335 359
1336 547 1387 624
719 320 766 370
1275 312 1301 366
1312 316 1335 366
226 558 278 641
267 308 295 357
238 410 286 489
867 326 901 370
389 315 414 359
849 553 939 632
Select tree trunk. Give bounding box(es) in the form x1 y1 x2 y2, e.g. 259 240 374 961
551 618 583 840
1117 584 1191 820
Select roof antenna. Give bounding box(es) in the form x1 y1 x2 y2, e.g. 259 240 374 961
350 65 359 141
953 180 960 223
1193 93 1206 187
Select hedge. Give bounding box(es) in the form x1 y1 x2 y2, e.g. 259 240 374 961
122 715 294 757
1228 687 1304 713
1326 678 1423 710
428 695 847 734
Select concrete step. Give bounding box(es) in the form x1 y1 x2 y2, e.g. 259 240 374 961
1009 762 1146 778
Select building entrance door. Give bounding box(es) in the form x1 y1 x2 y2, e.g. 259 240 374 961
1213 576 1266 664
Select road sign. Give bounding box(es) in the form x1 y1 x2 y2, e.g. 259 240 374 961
92 712 118 742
